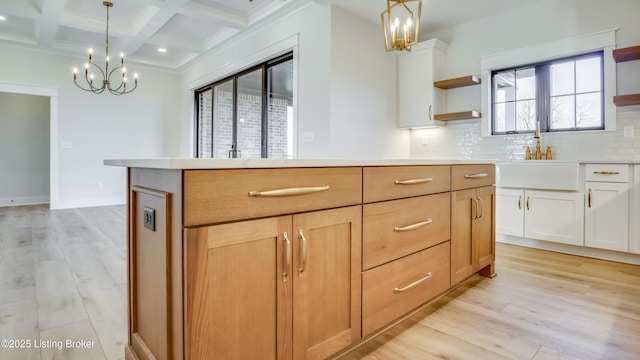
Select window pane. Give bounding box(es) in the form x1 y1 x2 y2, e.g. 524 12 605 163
576 56 601 93
516 68 535 100
267 58 294 159
213 80 234 158
237 69 264 158
493 102 510 133
516 99 536 131
494 71 515 102
551 95 575 129
197 89 212 158
551 61 575 96
576 93 602 128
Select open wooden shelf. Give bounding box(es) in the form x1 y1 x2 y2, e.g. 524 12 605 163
434 75 481 89
613 46 640 63
613 94 640 106
434 111 481 121
612 45 640 106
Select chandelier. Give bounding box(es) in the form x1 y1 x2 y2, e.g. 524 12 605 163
73 1 138 95
381 0 422 52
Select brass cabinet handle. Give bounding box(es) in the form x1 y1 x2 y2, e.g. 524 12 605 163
472 196 480 219
465 173 489 179
477 196 484 219
248 185 330 197
394 178 433 185
298 229 307 277
526 196 530 211
588 188 592 208
394 219 433 232
593 171 620 175
393 272 433 293
518 195 522 210
282 232 291 283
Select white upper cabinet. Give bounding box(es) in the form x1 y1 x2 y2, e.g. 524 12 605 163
397 39 447 128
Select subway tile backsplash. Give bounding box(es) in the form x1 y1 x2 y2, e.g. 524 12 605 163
410 106 640 161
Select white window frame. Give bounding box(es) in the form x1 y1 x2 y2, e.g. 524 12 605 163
480 29 618 137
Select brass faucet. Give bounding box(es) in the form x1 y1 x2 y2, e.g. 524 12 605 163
525 122 552 160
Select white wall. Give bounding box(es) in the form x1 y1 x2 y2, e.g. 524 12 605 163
179 2 408 159
411 0 640 161
329 6 409 159
0 93 50 206
0 44 181 208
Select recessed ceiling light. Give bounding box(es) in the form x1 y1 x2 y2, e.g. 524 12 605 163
0 15 6 21
158 48 167 53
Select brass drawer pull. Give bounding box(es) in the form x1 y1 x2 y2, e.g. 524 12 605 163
394 178 433 185
394 219 433 232
282 232 291 282
464 173 488 179
298 229 307 277
249 185 330 197
593 171 620 175
393 272 433 293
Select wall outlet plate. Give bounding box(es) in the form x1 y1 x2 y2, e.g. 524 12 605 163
143 207 155 231
624 125 634 138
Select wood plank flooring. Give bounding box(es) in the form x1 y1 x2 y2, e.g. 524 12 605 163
1 205 639 359
340 243 640 360
0 205 126 360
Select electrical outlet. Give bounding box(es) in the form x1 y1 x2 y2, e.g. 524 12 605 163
97 182 103 190
143 207 155 231
421 136 429 146
624 126 634 138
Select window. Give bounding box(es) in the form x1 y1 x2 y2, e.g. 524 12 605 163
195 53 294 158
492 51 603 134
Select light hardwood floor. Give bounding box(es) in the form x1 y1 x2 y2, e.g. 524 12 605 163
1 205 639 360
0 205 127 360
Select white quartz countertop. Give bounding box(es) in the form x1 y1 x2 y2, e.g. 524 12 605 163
497 160 640 164
104 158 497 169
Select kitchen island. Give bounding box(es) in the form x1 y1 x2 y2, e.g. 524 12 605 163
105 158 497 360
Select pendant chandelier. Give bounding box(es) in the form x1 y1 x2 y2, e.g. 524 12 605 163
73 1 138 95
381 0 422 52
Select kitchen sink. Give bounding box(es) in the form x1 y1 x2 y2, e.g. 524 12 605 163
497 161 580 190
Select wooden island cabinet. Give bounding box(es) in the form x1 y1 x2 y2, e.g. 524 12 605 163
105 159 496 360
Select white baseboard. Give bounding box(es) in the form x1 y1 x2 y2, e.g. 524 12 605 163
0 196 50 207
51 196 126 210
497 234 640 265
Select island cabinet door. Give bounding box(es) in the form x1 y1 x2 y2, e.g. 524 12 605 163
184 216 293 360
292 206 362 360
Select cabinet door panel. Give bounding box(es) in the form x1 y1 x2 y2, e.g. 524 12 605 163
524 190 584 246
292 206 361 360
451 189 476 285
496 188 525 237
185 216 292 360
585 182 629 252
476 186 496 270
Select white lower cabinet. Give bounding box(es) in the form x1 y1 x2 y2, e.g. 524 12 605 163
524 190 584 246
497 188 584 246
496 188 524 237
585 182 629 252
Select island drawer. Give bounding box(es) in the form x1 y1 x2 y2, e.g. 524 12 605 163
362 241 450 337
184 167 362 226
363 165 450 203
451 164 495 190
362 192 450 270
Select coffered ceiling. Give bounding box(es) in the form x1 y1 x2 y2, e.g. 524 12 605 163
0 0 543 71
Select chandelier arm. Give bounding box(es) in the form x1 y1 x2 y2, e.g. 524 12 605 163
85 63 107 93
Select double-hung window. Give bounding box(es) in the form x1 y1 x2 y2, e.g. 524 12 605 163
492 51 604 134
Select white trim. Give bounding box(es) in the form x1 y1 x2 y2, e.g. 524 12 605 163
480 29 618 137
54 196 126 210
498 234 640 266
0 196 50 208
0 81 59 209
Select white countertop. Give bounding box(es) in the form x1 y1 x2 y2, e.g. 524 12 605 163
104 158 497 169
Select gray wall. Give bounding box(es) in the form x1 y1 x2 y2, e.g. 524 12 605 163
0 93 50 206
